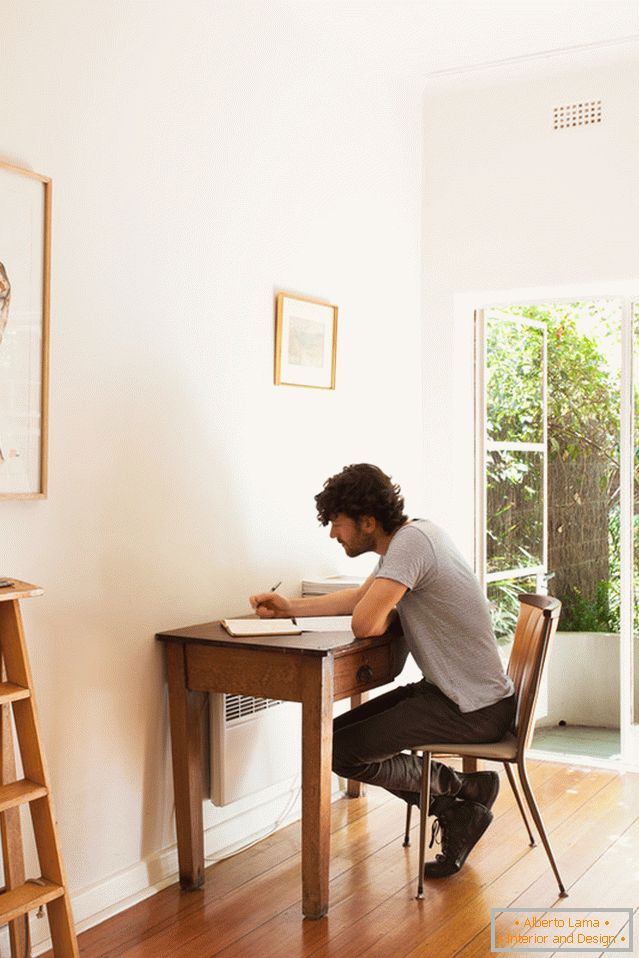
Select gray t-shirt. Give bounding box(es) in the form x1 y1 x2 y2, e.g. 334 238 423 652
373 519 514 713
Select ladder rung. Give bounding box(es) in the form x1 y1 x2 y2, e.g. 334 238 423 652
0 879 64 925
0 682 30 705
0 779 48 813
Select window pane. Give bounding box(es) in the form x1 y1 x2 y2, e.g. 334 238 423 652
487 450 543 574
486 315 544 444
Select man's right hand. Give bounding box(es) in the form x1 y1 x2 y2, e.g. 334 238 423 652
249 592 292 618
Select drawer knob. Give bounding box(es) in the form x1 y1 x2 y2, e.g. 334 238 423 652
356 664 374 684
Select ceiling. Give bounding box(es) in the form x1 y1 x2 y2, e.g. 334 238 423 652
282 0 639 80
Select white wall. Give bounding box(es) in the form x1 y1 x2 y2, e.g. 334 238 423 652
0 1 424 945
422 42 639 558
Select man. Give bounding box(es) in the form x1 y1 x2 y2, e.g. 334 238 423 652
250 463 515 879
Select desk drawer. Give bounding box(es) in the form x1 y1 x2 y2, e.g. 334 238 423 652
334 644 393 698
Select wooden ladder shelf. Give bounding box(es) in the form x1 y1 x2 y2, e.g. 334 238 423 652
0 579 79 958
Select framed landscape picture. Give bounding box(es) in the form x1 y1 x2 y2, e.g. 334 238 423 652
0 160 51 498
274 292 338 390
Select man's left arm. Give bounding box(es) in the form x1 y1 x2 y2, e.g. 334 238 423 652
351 577 407 639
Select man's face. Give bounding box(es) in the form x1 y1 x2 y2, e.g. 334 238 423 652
329 513 376 557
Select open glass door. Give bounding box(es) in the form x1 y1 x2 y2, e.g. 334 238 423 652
476 309 548 663
477 298 639 765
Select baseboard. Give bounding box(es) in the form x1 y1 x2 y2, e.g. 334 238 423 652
29 777 343 955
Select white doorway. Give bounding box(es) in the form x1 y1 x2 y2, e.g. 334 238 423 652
473 292 639 769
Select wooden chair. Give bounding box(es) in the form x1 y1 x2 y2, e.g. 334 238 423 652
404 594 566 901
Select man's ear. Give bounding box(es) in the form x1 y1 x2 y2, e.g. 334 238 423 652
359 515 377 534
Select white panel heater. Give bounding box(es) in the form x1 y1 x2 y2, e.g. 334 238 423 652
210 693 301 806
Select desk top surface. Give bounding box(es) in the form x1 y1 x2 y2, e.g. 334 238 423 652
156 619 394 657
0 579 43 602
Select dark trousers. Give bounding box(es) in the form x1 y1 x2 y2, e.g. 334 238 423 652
333 679 516 809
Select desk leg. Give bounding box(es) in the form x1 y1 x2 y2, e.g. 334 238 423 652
346 691 368 798
166 643 206 891
301 656 333 920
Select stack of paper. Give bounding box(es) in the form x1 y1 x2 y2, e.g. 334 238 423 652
302 574 364 595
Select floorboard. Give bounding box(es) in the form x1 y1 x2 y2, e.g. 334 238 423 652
39 761 639 958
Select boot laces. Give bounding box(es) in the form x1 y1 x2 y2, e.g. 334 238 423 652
429 803 467 861
428 818 441 850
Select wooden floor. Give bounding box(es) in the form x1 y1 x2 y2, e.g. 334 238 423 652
43 760 639 958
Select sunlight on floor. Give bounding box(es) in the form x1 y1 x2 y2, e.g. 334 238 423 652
533 724 621 760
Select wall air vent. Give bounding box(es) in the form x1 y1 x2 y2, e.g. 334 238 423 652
553 100 602 130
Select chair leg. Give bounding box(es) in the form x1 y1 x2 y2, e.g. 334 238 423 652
403 801 412 847
416 752 431 900
402 748 418 847
504 762 536 847
516 757 567 898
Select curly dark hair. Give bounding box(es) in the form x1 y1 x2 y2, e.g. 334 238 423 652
315 464 407 534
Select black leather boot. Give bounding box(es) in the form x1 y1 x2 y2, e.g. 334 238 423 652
425 797 493 878
457 770 499 809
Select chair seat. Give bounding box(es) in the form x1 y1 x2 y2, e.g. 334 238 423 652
415 731 518 761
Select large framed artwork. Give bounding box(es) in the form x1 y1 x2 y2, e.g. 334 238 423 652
274 292 338 390
0 160 51 499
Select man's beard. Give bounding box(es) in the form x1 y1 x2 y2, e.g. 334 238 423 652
343 533 376 557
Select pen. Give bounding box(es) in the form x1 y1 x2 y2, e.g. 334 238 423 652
270 580 282 592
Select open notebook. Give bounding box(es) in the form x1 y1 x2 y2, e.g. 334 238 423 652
221 616 352 637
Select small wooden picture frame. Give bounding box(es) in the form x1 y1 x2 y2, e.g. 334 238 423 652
275 292 338 390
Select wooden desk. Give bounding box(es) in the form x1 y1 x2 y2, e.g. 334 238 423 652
156 621 403 919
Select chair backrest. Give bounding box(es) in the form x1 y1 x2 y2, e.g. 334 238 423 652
507 594 562 751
